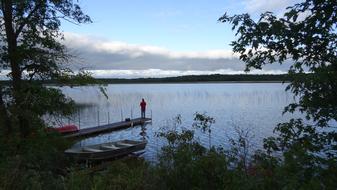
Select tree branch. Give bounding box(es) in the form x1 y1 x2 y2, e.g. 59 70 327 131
15 2 42 39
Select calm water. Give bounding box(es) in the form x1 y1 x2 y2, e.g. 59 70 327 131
59 83 296 160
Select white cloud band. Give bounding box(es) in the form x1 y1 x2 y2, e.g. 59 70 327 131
64 33 238 60
89 69 286 78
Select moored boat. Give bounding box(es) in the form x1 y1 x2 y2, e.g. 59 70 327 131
47 124 79 134
64 139 147 161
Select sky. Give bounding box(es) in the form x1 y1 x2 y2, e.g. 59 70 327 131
60 0 301 78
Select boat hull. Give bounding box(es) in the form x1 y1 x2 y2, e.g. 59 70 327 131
65 140 147 161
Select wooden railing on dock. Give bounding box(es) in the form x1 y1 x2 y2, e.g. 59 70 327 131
64 117 151 139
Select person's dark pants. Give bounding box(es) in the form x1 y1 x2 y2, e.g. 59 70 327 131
141 110 146 118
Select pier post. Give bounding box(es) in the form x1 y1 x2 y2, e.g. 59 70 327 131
131 108 133 119
121 109 123 121
97 109 100 126
108 111 110 124
78 109 81 129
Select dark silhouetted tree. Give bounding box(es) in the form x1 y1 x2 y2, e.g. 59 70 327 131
0 0 92 137
219 0 336 161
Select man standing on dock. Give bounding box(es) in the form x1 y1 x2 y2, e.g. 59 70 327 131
140 98 147 118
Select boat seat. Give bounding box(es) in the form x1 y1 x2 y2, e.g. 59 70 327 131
117 142 134 147
82 147 103 152
100 144 120 150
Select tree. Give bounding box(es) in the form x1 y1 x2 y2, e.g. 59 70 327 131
0 0 91 137
219 0 336 161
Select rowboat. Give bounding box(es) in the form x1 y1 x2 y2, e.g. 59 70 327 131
64 139 147 161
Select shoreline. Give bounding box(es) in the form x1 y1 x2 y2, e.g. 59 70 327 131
97 80 289 84
0 80 289 86
0 74 293 85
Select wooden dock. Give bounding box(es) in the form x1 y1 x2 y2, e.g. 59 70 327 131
64 118 151 139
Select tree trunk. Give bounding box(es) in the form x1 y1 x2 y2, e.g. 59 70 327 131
3 0 21 91
2 0 27 137
0 85 11 134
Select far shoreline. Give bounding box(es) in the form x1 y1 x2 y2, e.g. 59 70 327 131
97 80 288 84
0 74 295 85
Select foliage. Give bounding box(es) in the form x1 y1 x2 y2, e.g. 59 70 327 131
193 112 215 133
0 131 70 190
226 126 255 176
153 117 335 190
65 158 148 190
155 127 231 190
193 112 215 148
0 1 96 189
219 0 337 166
0 0 92 137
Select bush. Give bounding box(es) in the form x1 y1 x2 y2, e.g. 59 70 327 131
0 130 70 190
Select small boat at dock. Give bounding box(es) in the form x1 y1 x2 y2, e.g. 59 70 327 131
47 124 79 134
65 139 147 161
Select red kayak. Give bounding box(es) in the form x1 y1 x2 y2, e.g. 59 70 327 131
48 124 79 134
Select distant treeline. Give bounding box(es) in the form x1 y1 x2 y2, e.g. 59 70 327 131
0 74 292 85
97 74 291 84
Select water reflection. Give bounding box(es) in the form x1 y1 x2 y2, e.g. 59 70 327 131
140 123 148 141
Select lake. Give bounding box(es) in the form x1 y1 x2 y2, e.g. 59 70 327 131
59 83 297 161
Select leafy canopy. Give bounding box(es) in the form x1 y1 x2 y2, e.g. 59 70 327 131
0 0 92 136
219 0 336 158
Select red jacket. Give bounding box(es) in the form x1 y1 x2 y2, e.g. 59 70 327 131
140 101 146 111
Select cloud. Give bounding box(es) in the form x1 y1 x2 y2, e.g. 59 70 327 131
61 33 290 78
0 33 290 79
243 0 301 14
64 33 237 60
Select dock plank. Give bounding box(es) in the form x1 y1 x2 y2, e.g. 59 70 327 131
64 118 151 138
